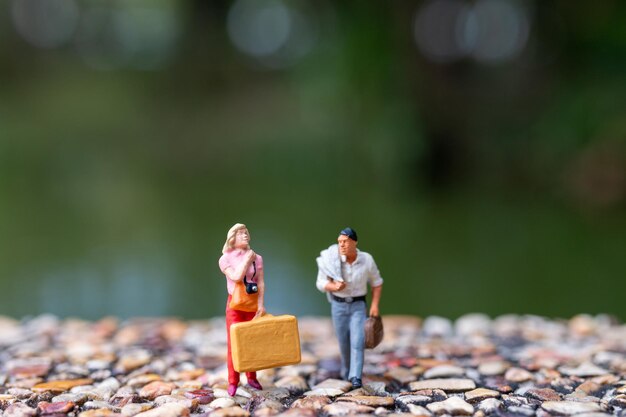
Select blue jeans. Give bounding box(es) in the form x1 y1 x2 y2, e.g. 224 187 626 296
331 299 366 380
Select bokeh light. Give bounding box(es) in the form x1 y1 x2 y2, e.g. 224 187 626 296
414 0 530 64
414 0 472 64
74 1 180 71
227 0 317 68
467 0 530 63
12 0 79 49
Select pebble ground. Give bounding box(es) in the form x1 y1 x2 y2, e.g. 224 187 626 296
1 313 626 417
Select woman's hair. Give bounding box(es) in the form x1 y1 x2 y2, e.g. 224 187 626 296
222 223 249 253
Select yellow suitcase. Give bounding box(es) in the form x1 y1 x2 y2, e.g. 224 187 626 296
230 314 301 372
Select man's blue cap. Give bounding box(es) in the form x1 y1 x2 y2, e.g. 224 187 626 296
339 227 358 241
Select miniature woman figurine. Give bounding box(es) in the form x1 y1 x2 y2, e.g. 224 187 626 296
219 223 265 396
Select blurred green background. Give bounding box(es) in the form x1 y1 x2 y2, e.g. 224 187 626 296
0 0 624 320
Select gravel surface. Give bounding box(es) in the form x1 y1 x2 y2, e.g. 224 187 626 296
1 313 626 416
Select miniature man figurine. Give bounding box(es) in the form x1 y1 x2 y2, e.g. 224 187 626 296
316 227 383 389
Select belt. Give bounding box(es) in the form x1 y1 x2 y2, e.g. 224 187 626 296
331 294 366 303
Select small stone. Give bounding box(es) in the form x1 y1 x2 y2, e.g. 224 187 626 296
139 381 176 400
507 405 535 416
0 394 17 407
426 396 474 415
336 396 395 407
406 404 432 416
253 399 284 413
504 368 534 383
341 387 370 397
501 394 528 407
591 375 619 385
411 389 448 401
464 388 500 402
455 314 492 336
121 404 153 417
409 379 476 392
91 379 120 401
134 404 189 417
273 408 317 417
564 392 601 403
6 388 33 400
33 379 93 393
4 403 37 417
175 369 204 381
422 317 453 337
559 362 608 377
256 388 290 403
183 390 214 404
423 365 465 379
610 394 626 408
79 410 121 417
212 387 251 400
52 393 88 405
526 388 561 401
276 365 317 378
551 377 578 394
396 395 431 406
322 401 375 416
290 396 331 410
115 351 152 373
574 414 613 417
86 360 113 371
154 395 196 409
210 407 250 417
537 368 562 383
83 402 120 411
364 380 388 395
37 401 76 415
477 361 509 376
7 377 43 389
9 363 52 379
477 398 502 414
274 376 308 392
210 398 236 409
312 378 353 392
303 388 344 397
127 374 162 388
252 409 278 417
569 314 597 337
541 401 603 415
385 367 417 385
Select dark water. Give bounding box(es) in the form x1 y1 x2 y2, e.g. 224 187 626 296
1 183 624 321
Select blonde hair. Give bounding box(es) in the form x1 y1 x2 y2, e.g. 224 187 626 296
222 223 249 254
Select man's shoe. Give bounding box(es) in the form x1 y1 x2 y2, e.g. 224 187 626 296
227 384 237 396
349 377 362 389
248 379 263 390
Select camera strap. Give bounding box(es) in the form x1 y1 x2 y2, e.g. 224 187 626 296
243 261 256 286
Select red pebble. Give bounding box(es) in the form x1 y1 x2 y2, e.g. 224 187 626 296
184 389 214 404
37 402 75 415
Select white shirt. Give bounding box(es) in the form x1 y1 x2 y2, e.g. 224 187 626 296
316 249 383 298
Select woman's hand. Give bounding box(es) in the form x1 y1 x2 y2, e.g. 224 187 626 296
246 250 257 263
254 305 266 318
369 305 379 317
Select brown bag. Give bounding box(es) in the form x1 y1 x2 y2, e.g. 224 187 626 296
364 316 384 349
229 280 258 312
